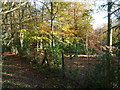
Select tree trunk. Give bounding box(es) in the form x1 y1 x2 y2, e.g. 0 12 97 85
0 3 2 87
61 37 65 78
50 2 54 47
106 1 112 88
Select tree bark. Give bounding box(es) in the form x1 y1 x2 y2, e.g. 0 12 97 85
61 37 65 78
106 1 112 88
50 2 54 47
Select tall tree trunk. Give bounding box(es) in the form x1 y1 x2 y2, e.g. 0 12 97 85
107 2 112 52
34 1 39 53
106 1 112 88
40 6 44 50
20 5 25 49
50 2 54 47
0 3 2 89
61 37 65 78
73 4 78 57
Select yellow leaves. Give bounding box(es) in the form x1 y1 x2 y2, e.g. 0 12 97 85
63 24 70 31
53 31 59 35
58 23 72 33
18 29 27 33
32 36 51 42
58 17 64 21
64 39 72 44
40 30 50 35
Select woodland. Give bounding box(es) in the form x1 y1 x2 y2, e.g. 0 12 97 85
0 0 120 89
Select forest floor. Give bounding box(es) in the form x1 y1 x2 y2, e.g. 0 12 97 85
2 51 97 88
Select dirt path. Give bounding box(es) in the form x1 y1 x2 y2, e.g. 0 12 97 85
2 52 97 88
2 52 51 88
64 56 97 88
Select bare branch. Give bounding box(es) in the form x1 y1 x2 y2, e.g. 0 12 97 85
2 2 27 14
37 1 51 14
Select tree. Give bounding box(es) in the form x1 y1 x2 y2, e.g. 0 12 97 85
1 1 94 69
